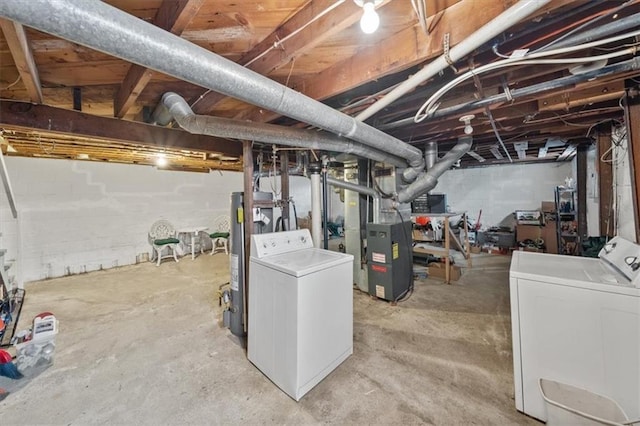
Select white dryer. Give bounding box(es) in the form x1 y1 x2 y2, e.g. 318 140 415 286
510 236 640 421
248 229 354 401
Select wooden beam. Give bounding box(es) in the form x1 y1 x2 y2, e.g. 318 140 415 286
236 0 515 123
625 88 640 242
0 18 43 103
113 0 204 118
0 100 242 157
598 131 614 237
191 0 368 114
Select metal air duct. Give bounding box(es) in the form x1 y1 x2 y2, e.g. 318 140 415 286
397 137 472 203
326 176 381 224
0 0 423 180
162 93 406 167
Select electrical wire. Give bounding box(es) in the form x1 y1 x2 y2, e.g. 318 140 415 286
370 168 394 199
486 108 513 162
411 0 429 37
392 206 414 303
0 75 21 91
415 45 638 122
414 29 640 121
534 0 637 52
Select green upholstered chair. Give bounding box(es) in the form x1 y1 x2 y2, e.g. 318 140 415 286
207 215 230 255
148 219 180 266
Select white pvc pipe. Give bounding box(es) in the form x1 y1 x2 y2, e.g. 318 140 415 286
310 173 322 248
356 0 552 121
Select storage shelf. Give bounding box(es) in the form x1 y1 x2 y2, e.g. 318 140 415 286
555 186 580 255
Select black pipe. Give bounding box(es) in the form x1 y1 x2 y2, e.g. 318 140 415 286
322 167 329 250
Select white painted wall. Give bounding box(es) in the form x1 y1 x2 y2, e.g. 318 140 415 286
0 157 242 284
433 162 573 229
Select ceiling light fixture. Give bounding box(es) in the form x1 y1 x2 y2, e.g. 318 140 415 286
459 114 475 135
354 0 382 34
156 153 167 167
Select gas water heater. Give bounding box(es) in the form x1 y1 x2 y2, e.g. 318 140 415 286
226 191 273 337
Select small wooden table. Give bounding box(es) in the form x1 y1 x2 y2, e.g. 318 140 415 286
412 212 471 284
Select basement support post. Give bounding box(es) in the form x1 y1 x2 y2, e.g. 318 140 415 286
597 130 614 238
625 85 640 242
577 144 588 244
280 151 290 231
242 140 253 333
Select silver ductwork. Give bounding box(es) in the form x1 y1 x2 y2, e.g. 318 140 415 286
0 0 423 180
396 137 472 203
326 176 381 224
424 141 438 171
162 93 407 167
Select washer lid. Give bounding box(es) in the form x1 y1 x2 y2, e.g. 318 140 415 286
510 251 639 296
251 248 353 277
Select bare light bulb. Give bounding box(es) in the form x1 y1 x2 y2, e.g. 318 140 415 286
360 2 380 34
156 153 167 167
459 114 475 135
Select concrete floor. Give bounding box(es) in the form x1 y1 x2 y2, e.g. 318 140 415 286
1 252 538 424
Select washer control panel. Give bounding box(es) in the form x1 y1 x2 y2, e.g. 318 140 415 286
251 229 314 258
599 236 640 287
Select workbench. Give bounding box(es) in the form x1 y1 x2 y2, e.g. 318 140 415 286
412 212 472 284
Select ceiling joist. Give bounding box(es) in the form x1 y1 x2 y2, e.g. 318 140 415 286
191 0 370 114
0 17 43 103
113 0 205 118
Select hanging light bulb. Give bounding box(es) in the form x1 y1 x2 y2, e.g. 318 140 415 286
359 1 380 34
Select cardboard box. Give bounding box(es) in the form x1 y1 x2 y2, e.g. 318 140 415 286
516 224 542 243
427 262 461 281
541 201 555 213
412 229 434 241
540 222 558 254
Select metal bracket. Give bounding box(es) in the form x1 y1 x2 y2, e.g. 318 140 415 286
443 33 458 73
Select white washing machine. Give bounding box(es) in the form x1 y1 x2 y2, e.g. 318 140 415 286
510 236 640 421
248 229 354 401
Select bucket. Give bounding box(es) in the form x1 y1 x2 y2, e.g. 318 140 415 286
539 379 631 426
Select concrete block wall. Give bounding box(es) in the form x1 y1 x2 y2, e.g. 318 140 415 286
433 162 573 229
0 157 242 284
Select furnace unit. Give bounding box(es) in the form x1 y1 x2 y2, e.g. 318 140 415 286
367 221 413 302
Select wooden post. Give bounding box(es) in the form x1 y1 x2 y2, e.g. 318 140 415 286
242 141 253 333
597 131 614 237
625 87 640 241
444 216 450 284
